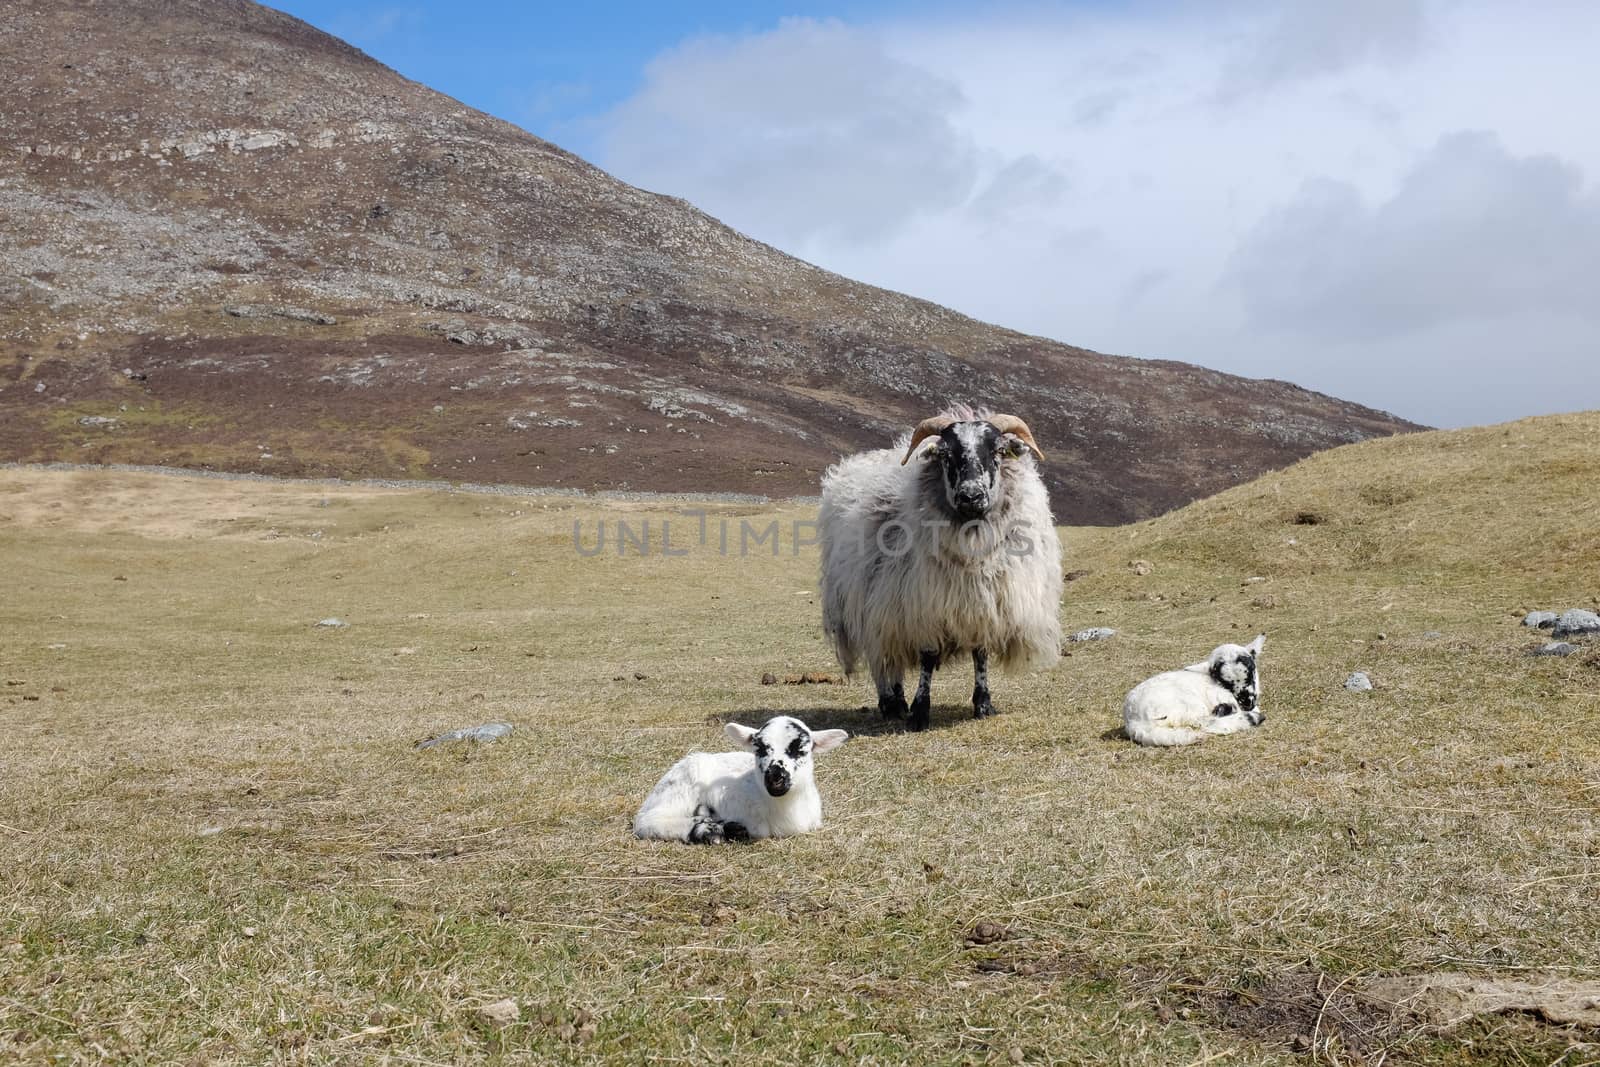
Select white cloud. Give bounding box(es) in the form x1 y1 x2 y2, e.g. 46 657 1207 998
1230 131 1600 339
1218 0 1427 97
596 18 983 247
587 1 1600 427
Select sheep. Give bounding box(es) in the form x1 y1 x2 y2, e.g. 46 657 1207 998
1122 635 1267 746
632 715 849 844
819 405 1063 731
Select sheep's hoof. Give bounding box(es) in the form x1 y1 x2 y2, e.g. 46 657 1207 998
878 692 908 719
907 697 931 732
688 819 728 845
973 697 997 718
722 821 751 842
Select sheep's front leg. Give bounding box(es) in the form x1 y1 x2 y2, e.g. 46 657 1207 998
972 647 996 718
874 666 908 720
908 650 940 732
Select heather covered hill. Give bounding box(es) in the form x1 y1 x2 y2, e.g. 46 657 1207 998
0 0 1419 521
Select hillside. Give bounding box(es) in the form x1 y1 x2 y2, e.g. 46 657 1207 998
0 0 1421 523
1106 410 1600 579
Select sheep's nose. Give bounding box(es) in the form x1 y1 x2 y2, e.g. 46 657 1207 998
955 484 987 511
763 765 791 797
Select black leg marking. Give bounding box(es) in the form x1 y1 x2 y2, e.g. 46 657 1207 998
688 805 728 844
908 650 940 732
878 681 908 720
971 647 996 718
722 822 751 842
1211 703 1237 718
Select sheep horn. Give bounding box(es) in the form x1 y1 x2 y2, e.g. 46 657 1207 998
900 415 959 465
988 414 1046 461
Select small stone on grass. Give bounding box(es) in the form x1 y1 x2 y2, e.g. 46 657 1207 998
476 998 519 1026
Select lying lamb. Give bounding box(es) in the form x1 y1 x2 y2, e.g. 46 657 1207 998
633 715 849 844
1123 635 1267 747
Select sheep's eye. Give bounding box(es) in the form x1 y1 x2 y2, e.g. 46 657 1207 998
752 742 769 758
787 738 806 760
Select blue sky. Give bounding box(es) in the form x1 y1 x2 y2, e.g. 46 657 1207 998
267 2 1600 428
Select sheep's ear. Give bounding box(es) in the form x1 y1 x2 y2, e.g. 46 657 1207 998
1183 660 1211 673
1248 634 1266 654
724 723 758 748
810 729 848 753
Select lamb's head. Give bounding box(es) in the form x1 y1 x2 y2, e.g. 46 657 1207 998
725 715 848 797
901 409 1046 522
1187 634 1266 720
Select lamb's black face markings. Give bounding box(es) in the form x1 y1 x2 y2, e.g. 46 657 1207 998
1211 703 1237 717
1211 651 1259 712
752 717 812 797
926 422 1005 522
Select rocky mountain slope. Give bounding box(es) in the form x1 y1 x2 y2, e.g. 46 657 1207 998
0 0 1422 523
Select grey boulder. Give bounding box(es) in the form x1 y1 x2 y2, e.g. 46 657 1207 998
416 722 514 749
1553 609 1600 638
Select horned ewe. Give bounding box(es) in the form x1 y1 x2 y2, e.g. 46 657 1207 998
1122 635 1267 747
819 406 1063 732
632 716 848 844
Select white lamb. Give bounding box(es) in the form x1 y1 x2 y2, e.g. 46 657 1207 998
1122 635 1267 747
633 716 849 844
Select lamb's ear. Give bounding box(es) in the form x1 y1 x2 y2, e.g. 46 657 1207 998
724 723 758 748
810 729 849 753
1183 659 1211 673
1248 634 1266 654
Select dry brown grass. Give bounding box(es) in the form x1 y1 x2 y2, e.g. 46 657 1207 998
1 414 1598 1065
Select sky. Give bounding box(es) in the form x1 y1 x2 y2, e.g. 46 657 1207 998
271 0 1600 429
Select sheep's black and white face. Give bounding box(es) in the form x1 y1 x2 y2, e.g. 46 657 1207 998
1198 635 1266 722
725 716 848 797
926 421 1025 522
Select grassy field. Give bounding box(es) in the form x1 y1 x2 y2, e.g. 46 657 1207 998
2 413 1598 1065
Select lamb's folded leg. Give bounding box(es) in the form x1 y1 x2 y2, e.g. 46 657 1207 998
971 647 996 718
687 805 741 845
908 649 940 732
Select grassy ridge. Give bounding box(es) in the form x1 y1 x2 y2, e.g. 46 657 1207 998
1 414 1597 1064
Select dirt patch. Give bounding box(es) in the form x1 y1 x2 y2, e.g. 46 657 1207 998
1196 967 1600 1060
1203 967 1405 1060
1357 972 1600 1030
